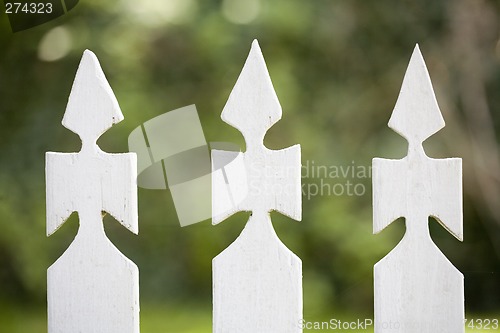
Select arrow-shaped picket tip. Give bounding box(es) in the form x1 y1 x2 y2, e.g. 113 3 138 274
388 44 445 148
62 50 123 147
221 40 282 149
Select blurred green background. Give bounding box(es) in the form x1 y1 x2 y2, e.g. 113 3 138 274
1 0 500 332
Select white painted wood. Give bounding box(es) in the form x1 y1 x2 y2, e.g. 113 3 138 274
373 45 464 333
212 40 302 333
46 50 139 333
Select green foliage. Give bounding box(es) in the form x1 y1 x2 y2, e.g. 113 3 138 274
0 0 499 327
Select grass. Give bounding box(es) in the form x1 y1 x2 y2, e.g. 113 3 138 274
0 302 212 333
0 303 498 332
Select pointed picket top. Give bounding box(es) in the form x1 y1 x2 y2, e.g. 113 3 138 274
62 50 123 147
221 40 282 148
388 44 445 147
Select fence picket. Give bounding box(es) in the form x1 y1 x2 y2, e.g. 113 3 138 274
211 40 303 333
373 45 464 333
46 50 139 333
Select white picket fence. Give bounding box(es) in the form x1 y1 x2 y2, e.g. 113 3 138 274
46 40 463 333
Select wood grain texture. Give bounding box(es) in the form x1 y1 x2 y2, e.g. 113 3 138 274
46 50 139 333
373 45 464 333
212 40 302 333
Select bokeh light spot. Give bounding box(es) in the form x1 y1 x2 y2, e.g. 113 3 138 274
38 26 72 62
222 0 260 25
